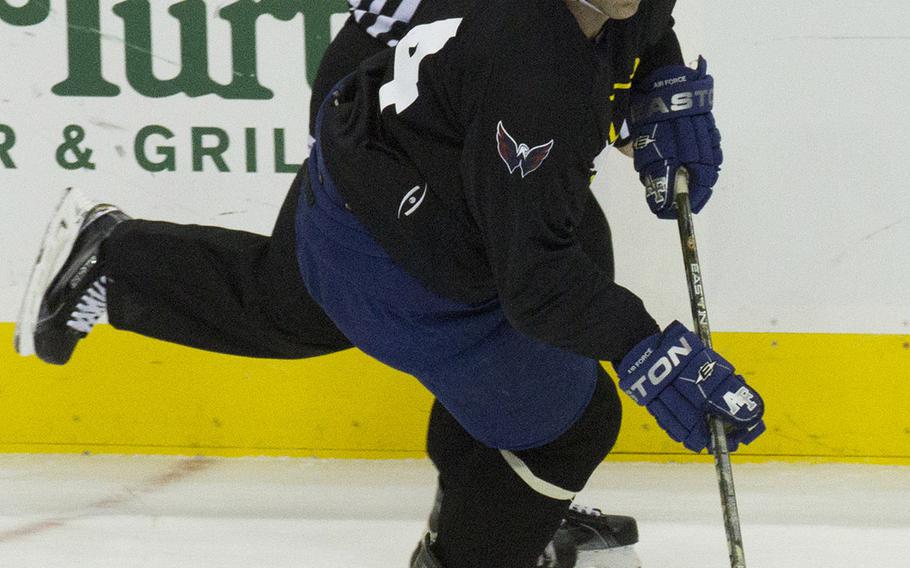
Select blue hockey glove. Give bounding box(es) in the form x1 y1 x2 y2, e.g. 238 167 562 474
629 56 723 219
617 321 765 453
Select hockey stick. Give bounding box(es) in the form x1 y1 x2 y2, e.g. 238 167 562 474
673 170 747 568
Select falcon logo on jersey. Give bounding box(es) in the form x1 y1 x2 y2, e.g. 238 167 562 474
496 122 554 179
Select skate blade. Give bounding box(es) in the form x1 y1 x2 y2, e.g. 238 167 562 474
14 187 95 357
575 545 641 568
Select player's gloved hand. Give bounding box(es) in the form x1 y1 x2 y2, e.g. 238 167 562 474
616 321 765 453
629 56 722 219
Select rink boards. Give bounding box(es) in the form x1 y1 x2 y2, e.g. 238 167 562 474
2 2 909 464
1 324 907 464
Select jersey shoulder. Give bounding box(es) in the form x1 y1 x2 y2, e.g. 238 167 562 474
452 1 600 140
460 0 589 62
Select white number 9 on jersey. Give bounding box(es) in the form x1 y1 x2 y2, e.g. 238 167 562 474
379 18 463 114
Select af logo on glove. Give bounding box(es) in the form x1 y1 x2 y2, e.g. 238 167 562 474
723 387 759 416
496 122 554 179
643 172 669 207
618 321 766 453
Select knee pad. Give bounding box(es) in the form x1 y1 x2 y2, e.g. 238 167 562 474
509 367 623 493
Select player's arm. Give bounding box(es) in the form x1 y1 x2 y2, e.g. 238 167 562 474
463 126 658 362
457 13 763 453
459 51 659 362
628 9 723 219
633 15 684 82
461 79 764 453
614 8 683 159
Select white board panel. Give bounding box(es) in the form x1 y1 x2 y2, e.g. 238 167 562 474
2 1 908 334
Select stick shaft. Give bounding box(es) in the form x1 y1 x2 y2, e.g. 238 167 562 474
673 172 747 568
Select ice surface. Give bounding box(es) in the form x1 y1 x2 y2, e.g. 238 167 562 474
0 455 906 567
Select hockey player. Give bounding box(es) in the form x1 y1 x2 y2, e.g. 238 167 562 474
314 3 647 566
15 1 766 567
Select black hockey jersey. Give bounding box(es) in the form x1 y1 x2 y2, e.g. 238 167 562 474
321 0 683 362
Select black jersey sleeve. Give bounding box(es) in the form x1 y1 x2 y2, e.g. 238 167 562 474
458 19 659 363
633 10 685 85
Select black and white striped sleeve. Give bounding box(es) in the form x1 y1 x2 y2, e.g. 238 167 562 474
347 0 422 46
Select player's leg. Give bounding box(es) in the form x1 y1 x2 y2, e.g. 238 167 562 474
102 167 350 359
15 168 352 364
419 426 640 567
421 369 625 568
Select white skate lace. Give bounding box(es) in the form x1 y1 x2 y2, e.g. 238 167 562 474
67 276 108 333
569 503 603 517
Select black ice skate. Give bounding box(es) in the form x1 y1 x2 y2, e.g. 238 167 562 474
419 488 641 568
537 503 641 568
15 188 130 365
